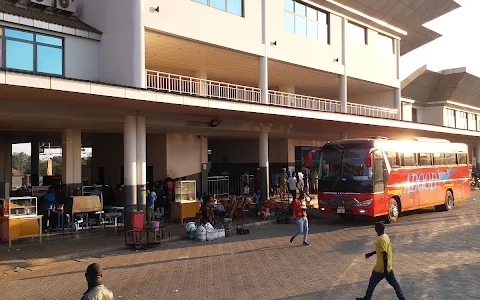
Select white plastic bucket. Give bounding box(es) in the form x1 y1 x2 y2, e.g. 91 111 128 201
206 229 218 241
217 228 225 239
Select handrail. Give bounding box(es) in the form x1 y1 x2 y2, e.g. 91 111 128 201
146 70 398 120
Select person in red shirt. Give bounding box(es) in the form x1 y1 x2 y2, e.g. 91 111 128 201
289 191 310 246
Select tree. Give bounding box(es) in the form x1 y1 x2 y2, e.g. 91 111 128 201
12 152 31 173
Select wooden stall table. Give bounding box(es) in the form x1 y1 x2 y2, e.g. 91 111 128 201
0 215 43 247
170 201 201 223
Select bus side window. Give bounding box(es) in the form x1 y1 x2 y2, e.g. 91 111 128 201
457 153 467 165
433 153 445 166
445 153 456 165
386 151 399 168
401 153 415 167
419 153 433 166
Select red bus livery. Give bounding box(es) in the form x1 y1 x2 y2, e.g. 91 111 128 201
317 137 470 223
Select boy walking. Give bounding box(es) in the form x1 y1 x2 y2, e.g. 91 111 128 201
356 222 405 300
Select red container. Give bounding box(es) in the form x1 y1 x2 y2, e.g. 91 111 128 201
130 211 145 229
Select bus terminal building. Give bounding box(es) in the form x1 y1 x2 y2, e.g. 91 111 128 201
0 0 476 209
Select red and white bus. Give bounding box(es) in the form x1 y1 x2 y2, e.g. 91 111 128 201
317 137 470 223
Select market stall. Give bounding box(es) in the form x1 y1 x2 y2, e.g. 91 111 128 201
0 197 42 247
170 180 200 223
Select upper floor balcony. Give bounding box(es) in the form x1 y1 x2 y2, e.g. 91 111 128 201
145 69 398 120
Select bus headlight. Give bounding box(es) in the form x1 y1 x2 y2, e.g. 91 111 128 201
357 199 373 207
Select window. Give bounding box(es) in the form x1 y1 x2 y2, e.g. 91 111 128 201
477 115 480 132
457 153 467 165
400 153 415 167
456 111 467 129
385 151 399 168
193 0 243 17
284 0 329 44
2 27 63 76
0 27 3 68
468 113 477 131
446 109 455 128
378 34 394 54
445 153 456 165
412 108 418 123
419 153 432 166
433 153 445 166
348 22 367 44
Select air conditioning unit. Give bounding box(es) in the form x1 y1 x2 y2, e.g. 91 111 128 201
30 0 53 7
55 0 76 13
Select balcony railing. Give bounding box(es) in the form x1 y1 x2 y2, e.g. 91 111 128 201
146 70 398 120
146 70 261 103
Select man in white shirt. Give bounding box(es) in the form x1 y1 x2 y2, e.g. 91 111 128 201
288 174 297 202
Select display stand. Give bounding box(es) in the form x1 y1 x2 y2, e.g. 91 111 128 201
171 181 199 223
0 197 42 247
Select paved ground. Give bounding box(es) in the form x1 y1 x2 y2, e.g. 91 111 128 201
0 193 479 299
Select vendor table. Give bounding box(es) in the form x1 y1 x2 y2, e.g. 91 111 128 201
0 215 42 247
170 202 201 223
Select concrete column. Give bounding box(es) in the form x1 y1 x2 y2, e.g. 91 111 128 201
124 116 137 228
200 136 208 195
340 75 347 113
195 70 208 96
394 88 401 120
133 0 146 88
136 116 146 211
259 56 269 104
476 142 480 169
30 140 39 186
259 127 269 203
0 135 12 198
62 129 82 193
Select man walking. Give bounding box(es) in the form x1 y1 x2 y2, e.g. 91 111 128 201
288 173 297 202
82 263 113 300
356 222 406 300
146 186 157 222
289 191 309 246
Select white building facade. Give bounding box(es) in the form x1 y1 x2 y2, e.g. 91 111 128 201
0 0 469 206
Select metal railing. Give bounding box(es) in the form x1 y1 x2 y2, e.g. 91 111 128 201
146 70 398 120
207 176 229 196
146 70 262 103
347 103 398 119
268 90 342 113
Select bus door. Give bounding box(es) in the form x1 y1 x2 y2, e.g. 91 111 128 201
372 150 388 211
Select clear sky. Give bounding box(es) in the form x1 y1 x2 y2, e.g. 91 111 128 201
401 0 480 79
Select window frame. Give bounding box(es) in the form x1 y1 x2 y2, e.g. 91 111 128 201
1 26 64 77
378 33 394 54
193 0 244 17
284 0 330 44
446 108 456 128
348 21 368 45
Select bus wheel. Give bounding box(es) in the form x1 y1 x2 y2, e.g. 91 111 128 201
437 191 454 212
339 214 355 222
386 198 399 223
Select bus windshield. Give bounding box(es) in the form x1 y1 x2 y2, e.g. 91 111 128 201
319 143 373 193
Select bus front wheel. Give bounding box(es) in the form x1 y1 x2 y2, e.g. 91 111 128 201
386 198 399 223
436 191 454 212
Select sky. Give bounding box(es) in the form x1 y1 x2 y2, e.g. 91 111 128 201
401 0 480 79
11 0 478 156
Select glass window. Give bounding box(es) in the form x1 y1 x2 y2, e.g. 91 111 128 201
457 153 467 165
36 34 62 46
318 24 328 44
378 34 393 53
419 153 432 166
227 0 242 16
0 38 2 68
0 27 3 35
37 45 63 75
295 16 307 37
477 115 480 131
294 2 306 16
5 39 34 71
284 12 295 33
456 111 467 129
307 20 317 40
306 6 317 20
318 11 327 24
446 109 455 128
433 153 445 166
401 153 415 167
5 28 33 41
468 113 476 131
284 0 294 12
386 151 400 168
194 0 208 4
210 0 226 10
348 22 366 44
445 153 456 165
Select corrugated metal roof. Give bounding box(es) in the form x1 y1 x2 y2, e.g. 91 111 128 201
0 0 101 34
